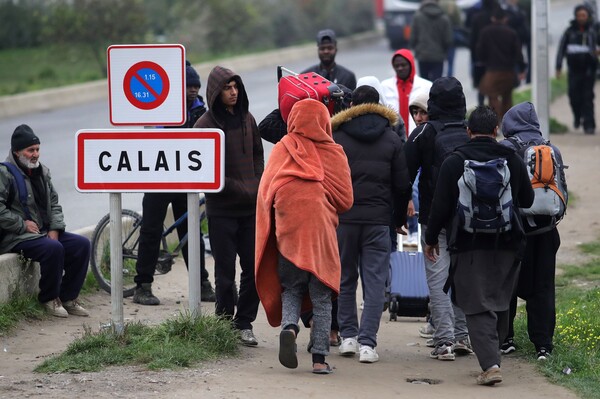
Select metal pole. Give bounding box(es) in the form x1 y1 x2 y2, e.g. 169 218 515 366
187 193 202 316
109 192 124 334
532 0 550 139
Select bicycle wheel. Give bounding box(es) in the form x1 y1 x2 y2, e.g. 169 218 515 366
90 209 142 298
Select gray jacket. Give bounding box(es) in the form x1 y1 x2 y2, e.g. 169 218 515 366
410 1 453 62
0 152 65 253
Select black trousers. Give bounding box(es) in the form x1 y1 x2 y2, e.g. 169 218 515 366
467 309 509 371
208 214 259 330
13 232 90 304
507 228 560 351
568 65 596 130
134 193 208 285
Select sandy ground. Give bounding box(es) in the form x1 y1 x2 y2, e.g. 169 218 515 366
0 94 599 399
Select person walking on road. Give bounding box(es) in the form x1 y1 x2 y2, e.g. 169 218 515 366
499 102 568 361
381 49 432 137
0 125 90 318
424 105 534 386
404 77 472 361
556 3 600 134
332 86 411 364
255 99 353 374
410 0 453 82
194 65 264 347
302 29 357 91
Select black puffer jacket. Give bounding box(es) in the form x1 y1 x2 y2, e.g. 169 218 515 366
556 16 600 72
332 103 411 226
404 77 469 224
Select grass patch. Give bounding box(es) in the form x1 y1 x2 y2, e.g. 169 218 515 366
0 296 45 335
513 238 600 399
35 312 240 373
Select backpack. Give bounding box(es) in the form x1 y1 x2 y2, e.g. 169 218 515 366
1 162 32 220
507 136 568 230
428 120 470 187
455 153 513 234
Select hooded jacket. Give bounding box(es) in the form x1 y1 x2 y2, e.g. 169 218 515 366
500 102 568 233
410 0 453 63
381 50 432 137
404 77 469 224
332 102 411 226
193 66 264 217
255 99 353 327
555 12 600 72
0 152 65 254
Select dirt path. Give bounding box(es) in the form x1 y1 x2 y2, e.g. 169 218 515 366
1 95 599 398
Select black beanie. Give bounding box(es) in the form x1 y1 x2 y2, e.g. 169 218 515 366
11 124 40 152
186 60 201 88
574 4 591 16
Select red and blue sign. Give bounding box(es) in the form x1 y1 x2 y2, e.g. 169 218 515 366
123 61 170 110
107 44 185 126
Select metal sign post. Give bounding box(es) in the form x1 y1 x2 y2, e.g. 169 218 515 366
532 0 550 139
187 193 202 316
109 193 124 333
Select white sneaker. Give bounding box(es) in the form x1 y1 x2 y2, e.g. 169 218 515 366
43 298 68 318
359 345 379 363
339 336 359 356
62 298 89 317
419 323 434 338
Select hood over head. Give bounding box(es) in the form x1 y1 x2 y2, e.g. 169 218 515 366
501 101 543 138
331 102 398 142
420 0 445 17
409 88 429 111
287 99 333 143
356 76 387 106
427 77 466 120
392 49 416 83
205 65 249 121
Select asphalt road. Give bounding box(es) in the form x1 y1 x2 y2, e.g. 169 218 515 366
0 2 572 231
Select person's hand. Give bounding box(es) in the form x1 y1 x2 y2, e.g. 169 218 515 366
424 243 439 262
555 69 561 79
24 220 40 234
407 200 416 217
518 72 526 82
47 230 59 240
396 225 407 235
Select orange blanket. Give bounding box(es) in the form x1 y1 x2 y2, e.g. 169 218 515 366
255 99 353 327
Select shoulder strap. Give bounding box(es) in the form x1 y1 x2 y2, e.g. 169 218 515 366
0 162 31 220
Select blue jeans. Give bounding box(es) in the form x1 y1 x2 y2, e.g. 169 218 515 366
337 223 390 348
407 172 420 235
420 226 468 345
12 232 90 303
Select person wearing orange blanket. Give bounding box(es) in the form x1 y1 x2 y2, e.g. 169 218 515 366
255 99 353 375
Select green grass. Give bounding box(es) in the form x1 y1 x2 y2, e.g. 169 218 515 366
0 44 104 95
0 296 45 334
512 237 600 399
35 312 240 373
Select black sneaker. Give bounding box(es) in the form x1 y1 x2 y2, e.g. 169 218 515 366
201 280 216 302
133 283 160 305
536 347 551 361
500 338 516 354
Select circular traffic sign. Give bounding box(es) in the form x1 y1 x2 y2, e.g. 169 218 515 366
123 61 170 110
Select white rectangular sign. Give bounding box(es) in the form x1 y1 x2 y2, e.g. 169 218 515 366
75 129 224 192
107 44 185 126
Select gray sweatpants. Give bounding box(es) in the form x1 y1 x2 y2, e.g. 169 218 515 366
278 255 332 356
421 226 469 345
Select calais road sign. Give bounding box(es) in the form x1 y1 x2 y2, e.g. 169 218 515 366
108 44 185 126
75 129 224 193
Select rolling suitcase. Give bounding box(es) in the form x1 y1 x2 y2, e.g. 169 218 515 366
387 226 429 321
277 66 344 122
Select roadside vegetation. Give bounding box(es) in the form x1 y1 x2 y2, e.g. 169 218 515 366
512 76 569 133
35 312 240 372
512 238 600 399
0 296 44 334
0 0 374 95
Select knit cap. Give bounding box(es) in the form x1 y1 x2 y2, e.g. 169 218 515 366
11 124 40 151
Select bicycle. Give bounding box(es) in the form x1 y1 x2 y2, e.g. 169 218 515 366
90 196 207 298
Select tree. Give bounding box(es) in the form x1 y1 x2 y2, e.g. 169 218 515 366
43 0 148 77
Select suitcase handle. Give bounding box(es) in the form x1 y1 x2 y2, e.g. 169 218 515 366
277 66 298 82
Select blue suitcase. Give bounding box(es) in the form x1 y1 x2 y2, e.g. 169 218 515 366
387 229 429 321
